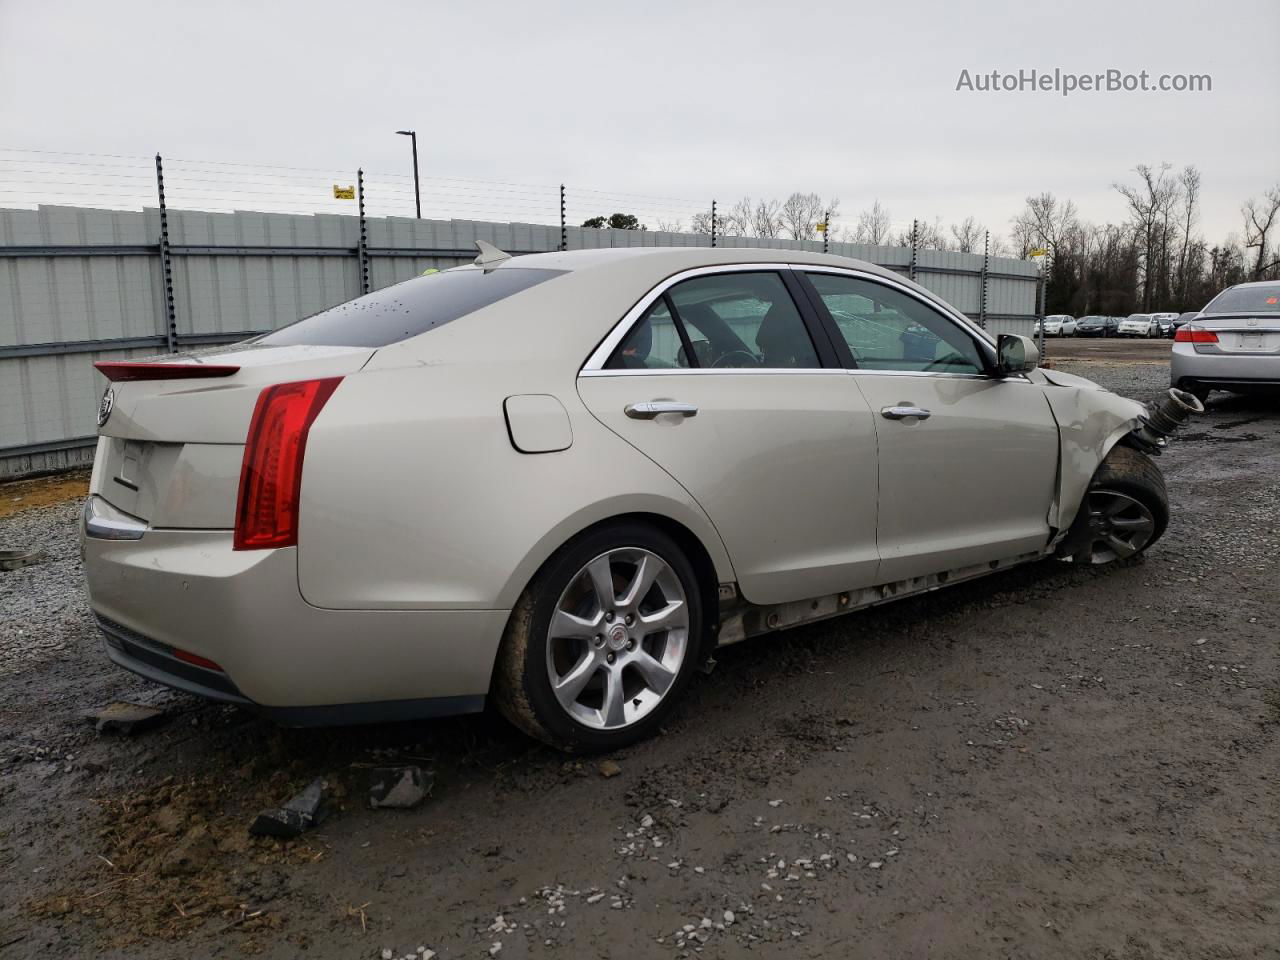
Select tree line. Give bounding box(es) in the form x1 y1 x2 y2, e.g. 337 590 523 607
582 170 1280 314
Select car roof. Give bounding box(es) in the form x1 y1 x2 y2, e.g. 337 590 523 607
483 245 909 284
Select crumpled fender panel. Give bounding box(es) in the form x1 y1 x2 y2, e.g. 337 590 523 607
1031 369 1147 536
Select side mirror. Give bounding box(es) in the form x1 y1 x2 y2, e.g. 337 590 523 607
996 334 1039 375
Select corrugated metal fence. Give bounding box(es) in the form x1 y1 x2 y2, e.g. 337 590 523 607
0 204 1041 479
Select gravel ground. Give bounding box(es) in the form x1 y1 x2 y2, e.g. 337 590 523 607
1 357 1277 959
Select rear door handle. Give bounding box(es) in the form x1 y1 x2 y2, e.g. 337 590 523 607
624 401 699 420
880 404 932 421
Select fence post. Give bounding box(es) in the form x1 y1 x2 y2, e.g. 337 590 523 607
979 230 990 330
710 200 717 248
154 154 178 353
357 168 370 295
1036 252 1048 359
559 184 566 251
909 218 919 282
822 210 830 255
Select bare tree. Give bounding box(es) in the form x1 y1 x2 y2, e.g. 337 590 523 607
853 200 892 245
689 209 715 235
780 192 839 241
749 197 783 238
1175 166 1201 301
654 217 684 233
1242 184 1280 279
1012 192 1080 254
1113 164 1178 310
949 216 984 254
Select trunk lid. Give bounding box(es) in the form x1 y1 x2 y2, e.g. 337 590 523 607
91 343 373 528
1193 315 1280 356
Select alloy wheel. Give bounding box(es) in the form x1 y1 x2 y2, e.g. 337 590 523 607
1079 489 1157 564
545 548 689 730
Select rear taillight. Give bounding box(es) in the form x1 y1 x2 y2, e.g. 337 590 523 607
233 377 343 551
1174 326 1219 343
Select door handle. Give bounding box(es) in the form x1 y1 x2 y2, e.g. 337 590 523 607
624 401 699 420
880 404 932 421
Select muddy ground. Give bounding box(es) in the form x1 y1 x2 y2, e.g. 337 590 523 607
1 351 1277 960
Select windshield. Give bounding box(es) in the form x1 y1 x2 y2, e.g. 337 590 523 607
1203 284 1280 316
257 267 566 348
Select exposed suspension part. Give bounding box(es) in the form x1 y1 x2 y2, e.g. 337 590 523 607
1126 388 1203 455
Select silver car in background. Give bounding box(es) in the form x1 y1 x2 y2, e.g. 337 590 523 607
1171 280 1280 401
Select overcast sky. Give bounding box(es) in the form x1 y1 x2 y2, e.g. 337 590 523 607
1 0 1276 242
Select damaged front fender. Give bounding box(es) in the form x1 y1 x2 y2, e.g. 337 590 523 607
1032 368 1149 537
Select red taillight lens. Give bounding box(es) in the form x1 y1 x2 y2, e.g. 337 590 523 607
233 377 342 551
1174 326 1219 343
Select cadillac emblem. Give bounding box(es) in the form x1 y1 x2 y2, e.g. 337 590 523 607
97 388 115 427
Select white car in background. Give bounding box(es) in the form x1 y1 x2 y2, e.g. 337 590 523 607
1037 315 1077 336
80 245 1200 751
1118 313 1161 338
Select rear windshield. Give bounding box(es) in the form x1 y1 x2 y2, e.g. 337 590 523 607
1203 284 1280 316
257 267 566 347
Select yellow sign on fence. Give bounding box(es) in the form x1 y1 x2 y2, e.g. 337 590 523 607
333 185 355 200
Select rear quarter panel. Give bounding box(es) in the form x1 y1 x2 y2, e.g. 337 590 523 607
296 362 735 611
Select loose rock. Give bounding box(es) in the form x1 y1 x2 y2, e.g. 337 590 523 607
249 777 330 838
369 766 432 810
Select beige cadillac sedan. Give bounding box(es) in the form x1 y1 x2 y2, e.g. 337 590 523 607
82 245 1196 751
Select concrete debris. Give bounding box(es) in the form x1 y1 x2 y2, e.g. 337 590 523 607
83 701 168 736
369 765 432 810
249 777 329 838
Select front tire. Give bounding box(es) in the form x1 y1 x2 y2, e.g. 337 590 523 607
493 522 703 752
1058 445 1169 564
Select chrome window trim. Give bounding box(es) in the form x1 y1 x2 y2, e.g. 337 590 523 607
580 263 821 374
578 367 850 378
579 261 1004 380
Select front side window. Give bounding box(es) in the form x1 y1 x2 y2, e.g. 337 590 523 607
805 273 985 374
605 271 820 370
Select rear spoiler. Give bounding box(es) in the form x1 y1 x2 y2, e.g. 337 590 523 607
95 362 240 382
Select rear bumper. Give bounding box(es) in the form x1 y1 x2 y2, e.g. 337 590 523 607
82 526 509 721
1170 343 1280 392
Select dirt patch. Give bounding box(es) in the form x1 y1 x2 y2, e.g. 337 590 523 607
0 471 90 519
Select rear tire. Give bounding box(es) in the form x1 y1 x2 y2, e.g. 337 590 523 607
493 522 704 753
1058 445 1169 565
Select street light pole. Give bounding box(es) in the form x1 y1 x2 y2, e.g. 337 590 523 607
395 129 420 218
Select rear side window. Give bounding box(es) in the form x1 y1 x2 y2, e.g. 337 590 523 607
258 267 565 347
605 271 820 370
1203 284 1280 315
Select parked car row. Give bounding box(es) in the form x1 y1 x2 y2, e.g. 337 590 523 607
1038 312 1197 339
